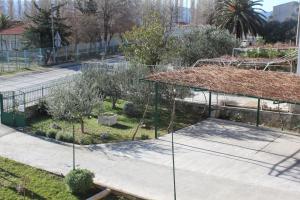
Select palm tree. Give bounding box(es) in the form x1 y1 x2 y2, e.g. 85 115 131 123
213 0 266 39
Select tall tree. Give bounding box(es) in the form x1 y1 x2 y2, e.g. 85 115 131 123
23 1 71 64
213 0 266 39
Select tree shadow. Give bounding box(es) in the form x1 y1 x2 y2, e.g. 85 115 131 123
111 123 132 130
176 118 282 142
7 185 47 200
86 140 171 159
269 149 300 183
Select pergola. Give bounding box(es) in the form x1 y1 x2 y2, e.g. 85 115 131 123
143 65 300 138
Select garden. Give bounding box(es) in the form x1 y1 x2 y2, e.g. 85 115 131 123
26 64 201 145
0 157 134 200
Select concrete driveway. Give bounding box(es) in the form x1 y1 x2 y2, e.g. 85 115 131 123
0 119 300 200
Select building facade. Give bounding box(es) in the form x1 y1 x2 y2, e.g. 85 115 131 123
271 1 299 22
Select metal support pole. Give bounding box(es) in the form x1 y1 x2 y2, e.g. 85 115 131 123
154 83 159 139
0 94 3 124
171 130 177 200
256 98 261 127
73 124 75 170
208 92 212 117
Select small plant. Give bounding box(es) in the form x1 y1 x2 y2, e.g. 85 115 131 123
56 132 74 143
35 130 46 137
64 169 95 195
141 134 150 140
80 137 94 145
46 131 57 139
123 102 139 117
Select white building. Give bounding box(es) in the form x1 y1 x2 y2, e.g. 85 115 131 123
271 1 299 22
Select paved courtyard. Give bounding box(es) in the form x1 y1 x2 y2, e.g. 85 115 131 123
0 119 300 200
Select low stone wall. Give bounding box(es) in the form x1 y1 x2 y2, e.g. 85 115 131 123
176 101 300 134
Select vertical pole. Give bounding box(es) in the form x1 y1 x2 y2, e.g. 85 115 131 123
171 130 177 200
73 124 75 170
256 98 261 127
154 82 159 139
0 94 3 124
208 91 212 117
12 91 15 127
23 92 26 127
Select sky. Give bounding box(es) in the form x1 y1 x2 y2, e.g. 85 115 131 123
262 0 298 12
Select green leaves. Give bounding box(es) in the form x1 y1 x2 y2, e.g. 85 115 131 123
121 12 166 65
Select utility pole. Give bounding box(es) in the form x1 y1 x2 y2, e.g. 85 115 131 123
296 1 300 74
51 1 56 63
296 0 300 45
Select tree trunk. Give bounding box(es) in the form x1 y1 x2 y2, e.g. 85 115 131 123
80 119 85 134
112 97 117 109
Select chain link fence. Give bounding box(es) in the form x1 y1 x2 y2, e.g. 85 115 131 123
0 42 119 72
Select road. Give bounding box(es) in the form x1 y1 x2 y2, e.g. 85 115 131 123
0 56 126 92
0 119 299 200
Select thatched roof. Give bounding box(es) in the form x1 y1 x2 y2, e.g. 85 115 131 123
145 65 300 104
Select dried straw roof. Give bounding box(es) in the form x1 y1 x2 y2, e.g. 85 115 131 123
145 65 300 104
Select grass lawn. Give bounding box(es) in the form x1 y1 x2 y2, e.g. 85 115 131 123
28 99 202 145
0 156 133 200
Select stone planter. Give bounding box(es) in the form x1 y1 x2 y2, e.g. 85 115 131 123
98 115 117 126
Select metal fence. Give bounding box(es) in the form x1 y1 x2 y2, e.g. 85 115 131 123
0 42 119 72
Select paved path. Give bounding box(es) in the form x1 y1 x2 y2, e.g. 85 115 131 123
0 119 300 200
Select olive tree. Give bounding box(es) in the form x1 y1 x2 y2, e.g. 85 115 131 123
47 76 97 133
81 65 125 109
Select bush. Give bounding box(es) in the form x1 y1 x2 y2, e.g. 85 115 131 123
123 102 139 117
64 169 95 195
80 137 94 145
46 131 57 139
35 130 46 137
56 132 74 143
141 134 150 140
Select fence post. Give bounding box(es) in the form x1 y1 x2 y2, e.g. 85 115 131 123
154 83 159 139
76 45 79 61
208 92 212 117
65 46 68 61
12 91 15 127
256 98 261 127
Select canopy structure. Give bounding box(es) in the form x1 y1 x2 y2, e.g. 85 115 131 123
143 65 300 138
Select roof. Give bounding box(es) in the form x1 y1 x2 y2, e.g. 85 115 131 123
145 65 300 104
0 24 26 35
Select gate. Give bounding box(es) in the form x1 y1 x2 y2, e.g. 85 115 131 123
0 91 26 127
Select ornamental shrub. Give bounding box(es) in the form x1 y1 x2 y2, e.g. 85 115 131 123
64 169 94 195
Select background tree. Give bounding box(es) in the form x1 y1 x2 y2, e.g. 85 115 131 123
178 25 237 65
213 0 266 39
23 1 71 64
263 19 297 44
122 12 166 66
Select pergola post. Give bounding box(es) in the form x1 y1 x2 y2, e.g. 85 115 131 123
256 98 261 127
154 82 159 139
208 92 212 117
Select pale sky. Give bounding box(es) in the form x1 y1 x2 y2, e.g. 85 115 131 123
262 0 298 12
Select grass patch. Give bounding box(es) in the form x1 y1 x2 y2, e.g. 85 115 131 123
29 100 157 144
0 65 47 76
0 156 133 200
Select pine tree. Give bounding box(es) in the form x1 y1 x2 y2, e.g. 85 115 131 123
23 1 71 64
